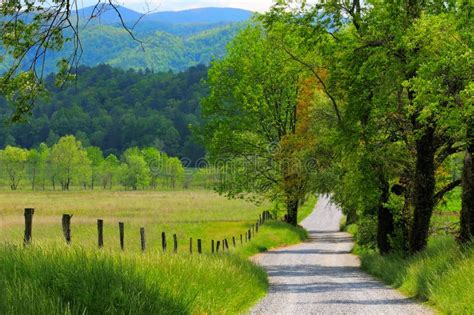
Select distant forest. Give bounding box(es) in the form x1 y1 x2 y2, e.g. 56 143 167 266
0 64 208 164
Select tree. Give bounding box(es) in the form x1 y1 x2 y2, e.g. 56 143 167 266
201 25 315 225
100 154 120 190
36 143 50 190
27 149 41 190
0 1 141 121
0 145 28 190
120 148 150 190
460 83 474 243
86 146 104 189
50 135 91 190
165 157 185 189
141 147 163 189
268 0 472 253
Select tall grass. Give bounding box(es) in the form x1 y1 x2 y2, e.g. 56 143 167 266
359 237 474 314
0 217 307 314
0 190 315 313
0 245 268 314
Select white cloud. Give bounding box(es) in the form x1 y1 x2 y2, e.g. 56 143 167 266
80 0 275 12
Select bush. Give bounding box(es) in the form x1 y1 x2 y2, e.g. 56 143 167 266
355 215 377 249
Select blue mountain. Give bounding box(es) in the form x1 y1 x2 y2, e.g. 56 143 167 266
144 7 253 24
75 5 253 25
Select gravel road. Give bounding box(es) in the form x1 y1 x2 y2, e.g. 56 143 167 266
250 195 432 315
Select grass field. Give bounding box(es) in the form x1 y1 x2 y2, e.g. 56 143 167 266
0 190 316 314
0 190 271 253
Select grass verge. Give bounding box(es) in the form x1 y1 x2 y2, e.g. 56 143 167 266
0 191 316 313
359 237 474 314
0 246 267 314
298 195 318 223
0 218 308 314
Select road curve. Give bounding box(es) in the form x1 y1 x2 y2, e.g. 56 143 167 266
250 195 432 315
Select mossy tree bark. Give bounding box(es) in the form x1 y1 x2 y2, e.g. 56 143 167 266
286 198 299 226
460 126 474 244
410 126 436 253
377 176 394 254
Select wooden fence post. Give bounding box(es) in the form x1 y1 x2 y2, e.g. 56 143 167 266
225 239 229 250
240 234 243 245
173 234 178 253
211 240 215 253
256 221 259 233
248 229 251 241
162 232 167 251
119 222 125 250
24 208 34 245
197 239 202 254
140 227 146 252
259 214 262 225
61 214 72 244
232 236 236 248
189 237 193 254
216 240 221 252
97 219 104 248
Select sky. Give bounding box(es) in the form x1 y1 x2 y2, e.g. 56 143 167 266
79 0 275 13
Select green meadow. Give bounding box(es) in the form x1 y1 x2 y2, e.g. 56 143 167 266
0 190 314 314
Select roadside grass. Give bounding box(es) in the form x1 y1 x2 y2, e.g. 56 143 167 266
359 237 474 314
340 190 473 314
0 245 268 314
0 190 315 314
298 195 318 223
235 221 308 257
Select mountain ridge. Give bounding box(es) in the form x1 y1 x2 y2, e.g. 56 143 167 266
75 5 253 25
0 6 252 74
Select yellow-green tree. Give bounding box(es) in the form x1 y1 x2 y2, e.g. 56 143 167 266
0 145 29 190
50 136 91 190
201 25 317 225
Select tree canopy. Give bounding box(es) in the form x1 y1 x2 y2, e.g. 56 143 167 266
0 64 208 163
202 0 473 253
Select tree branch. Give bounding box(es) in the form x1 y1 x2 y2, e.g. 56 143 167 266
433 179 462 205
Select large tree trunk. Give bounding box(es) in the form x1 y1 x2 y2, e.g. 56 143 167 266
410 126 436 253
460 126 474 243
286 198 298 226
377 175 394 254
378 205 394 253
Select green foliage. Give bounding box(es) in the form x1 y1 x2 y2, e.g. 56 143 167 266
99 154 120 189
0 145 29 190
50 136 90 190
268 0 472 252
0 22 246 75
0 64 207 161
355 216 378 249
120 148 151 190
0 134 203 191
202 24 316 223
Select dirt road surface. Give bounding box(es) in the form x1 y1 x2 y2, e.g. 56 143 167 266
251 195 432 315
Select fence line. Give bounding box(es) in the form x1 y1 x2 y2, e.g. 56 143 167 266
20 208 275 254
